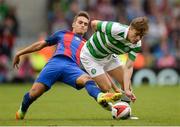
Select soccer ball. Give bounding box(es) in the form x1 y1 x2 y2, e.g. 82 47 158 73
111 101 131 120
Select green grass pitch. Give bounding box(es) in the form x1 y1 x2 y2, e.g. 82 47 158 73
0 83 180 126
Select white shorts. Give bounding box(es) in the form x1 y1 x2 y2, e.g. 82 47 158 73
80 45 123 77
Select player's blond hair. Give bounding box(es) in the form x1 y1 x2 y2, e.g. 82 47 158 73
130 16 149 36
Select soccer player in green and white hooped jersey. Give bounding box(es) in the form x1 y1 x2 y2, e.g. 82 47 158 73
80 17 149 102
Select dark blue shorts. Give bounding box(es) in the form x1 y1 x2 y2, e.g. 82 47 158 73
35 55 86 90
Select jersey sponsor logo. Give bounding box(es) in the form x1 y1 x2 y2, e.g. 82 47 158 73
91 68 97 75
75 36 81 41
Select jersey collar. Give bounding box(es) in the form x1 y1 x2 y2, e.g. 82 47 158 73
124 26 129 39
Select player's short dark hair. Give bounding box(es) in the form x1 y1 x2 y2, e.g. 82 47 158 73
130 16 149 36
73 11 90 22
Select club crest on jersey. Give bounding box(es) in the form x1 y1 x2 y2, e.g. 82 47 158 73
75 36 81 41
91 68 96 75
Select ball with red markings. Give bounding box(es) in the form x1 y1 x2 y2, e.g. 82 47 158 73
111 101 131 120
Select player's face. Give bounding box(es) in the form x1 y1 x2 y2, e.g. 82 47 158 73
72 16 89 35
127 28 143 44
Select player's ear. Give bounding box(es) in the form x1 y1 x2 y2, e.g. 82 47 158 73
72 22 75 28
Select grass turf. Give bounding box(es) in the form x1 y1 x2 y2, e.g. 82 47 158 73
0 83 180 126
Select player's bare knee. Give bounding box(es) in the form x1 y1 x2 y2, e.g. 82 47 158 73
29 83 47 99
83 75 93 83
101 85 111 92
29 88 43 99
76 74 92 85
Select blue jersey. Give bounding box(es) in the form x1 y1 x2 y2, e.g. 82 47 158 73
45 30 86 65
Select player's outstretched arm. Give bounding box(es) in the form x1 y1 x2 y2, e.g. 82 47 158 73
123 58 136 102
13 40 48 69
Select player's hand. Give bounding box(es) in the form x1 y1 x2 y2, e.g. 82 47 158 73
125 90 136 102
13 55 20 69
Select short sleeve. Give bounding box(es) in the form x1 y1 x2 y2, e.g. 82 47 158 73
45 31 62 46
97 21 127 37
128 51 137 61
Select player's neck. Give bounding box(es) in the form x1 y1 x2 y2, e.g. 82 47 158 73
72 31 83 37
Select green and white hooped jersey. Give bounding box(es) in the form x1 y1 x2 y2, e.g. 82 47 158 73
86 21 141 61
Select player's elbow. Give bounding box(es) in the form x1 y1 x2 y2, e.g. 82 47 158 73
91 20 96 26
91 20 99 31
35 41 47 50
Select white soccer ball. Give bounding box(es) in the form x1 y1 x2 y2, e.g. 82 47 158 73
111 101 131 120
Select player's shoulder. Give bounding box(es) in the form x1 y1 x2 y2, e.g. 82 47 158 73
111 22 128 35
112 22 128 28
54 29 68 34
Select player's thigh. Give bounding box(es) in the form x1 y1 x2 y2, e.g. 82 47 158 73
35 58 62 89
29 82 48 98
80 57 112 91
61 64 87 90
104 55 124 84
92 73 112 92
76 74 92 87
107 66 124 86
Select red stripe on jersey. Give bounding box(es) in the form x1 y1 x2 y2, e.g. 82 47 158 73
76 39 86 65
63 32 74 57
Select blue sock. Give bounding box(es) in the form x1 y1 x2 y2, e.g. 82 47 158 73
21 92 36 112
85 80 101 100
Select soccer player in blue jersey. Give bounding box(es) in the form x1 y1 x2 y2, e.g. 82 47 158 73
13 11 121 120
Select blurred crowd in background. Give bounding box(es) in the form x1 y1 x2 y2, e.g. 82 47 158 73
0 0 179 83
